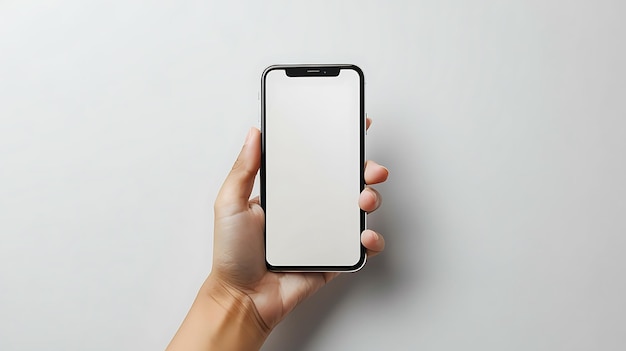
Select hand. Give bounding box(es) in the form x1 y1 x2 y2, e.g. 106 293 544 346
208 118 389 330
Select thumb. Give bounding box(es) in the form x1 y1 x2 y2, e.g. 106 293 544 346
215 128 261 215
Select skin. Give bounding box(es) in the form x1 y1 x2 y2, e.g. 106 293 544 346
167 119 388 350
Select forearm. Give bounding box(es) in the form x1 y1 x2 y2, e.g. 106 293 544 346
166 276 270 351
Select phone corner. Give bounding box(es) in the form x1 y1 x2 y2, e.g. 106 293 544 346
261 65 282 80
265 259 279 272
347 253 368 273
345 64 365 81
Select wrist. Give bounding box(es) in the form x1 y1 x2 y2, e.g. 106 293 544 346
167 275 270 351
201 275 270 349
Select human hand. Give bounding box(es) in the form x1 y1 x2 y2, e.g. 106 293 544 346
207 118 389 332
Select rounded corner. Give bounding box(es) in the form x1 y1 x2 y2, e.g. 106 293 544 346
265 256 280 272
347 250 367 272
343 64 365 81
265 261 278 272
262 65 283 80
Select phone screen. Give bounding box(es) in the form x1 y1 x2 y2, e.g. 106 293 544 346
262 65 365 271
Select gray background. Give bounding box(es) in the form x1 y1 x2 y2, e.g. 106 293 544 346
1 1 624 350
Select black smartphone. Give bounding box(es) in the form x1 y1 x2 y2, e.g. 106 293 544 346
261 64 366 272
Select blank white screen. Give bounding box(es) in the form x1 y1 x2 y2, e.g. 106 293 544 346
264 68 362 268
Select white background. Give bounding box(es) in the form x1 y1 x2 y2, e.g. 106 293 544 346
1 1 625 350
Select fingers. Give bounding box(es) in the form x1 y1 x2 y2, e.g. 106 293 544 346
362 119 386 251
366 117 372 130
359 187 382 213
365 160 389 185
215 128 261 215
361 229 385 258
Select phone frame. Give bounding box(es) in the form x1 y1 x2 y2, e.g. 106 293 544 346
260 64 367 272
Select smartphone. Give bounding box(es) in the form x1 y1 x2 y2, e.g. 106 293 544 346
261 64 366 272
